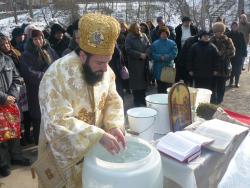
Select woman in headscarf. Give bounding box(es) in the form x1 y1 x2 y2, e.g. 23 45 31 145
20 29 58 145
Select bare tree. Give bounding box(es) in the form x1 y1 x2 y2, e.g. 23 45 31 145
29 0 34 18
238 0 245 18
12 0 18 24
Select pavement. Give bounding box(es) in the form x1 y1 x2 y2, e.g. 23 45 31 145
0 70 250 188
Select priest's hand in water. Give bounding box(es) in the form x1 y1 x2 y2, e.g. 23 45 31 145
99 132 121 155
109 128 127 149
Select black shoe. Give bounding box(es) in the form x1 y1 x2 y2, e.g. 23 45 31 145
11 158 31 166
242 67 246 71
0 166 11 177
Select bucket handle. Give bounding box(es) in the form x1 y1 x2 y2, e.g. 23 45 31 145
127 116 156 135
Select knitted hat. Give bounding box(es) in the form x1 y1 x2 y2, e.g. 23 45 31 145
212 22 226 33
199 30 210 38
157 16 164 23
78 13 120 56
31 29 44 38
182 16 191 22
24 24 39 38
51 23 66 34
12 27 24 38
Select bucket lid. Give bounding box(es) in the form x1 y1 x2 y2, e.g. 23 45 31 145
127 107 157 118
145 94 168 105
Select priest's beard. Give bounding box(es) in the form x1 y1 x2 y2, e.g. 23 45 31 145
82 61 104 86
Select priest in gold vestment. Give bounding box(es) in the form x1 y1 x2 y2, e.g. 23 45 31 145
34 13 126 188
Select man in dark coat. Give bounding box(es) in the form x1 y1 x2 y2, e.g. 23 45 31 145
175 16 199 82
176 34 199 85
227 21 248 87
0 52 30 177
49 23 70 57
10 27 26 53
187 31 220 90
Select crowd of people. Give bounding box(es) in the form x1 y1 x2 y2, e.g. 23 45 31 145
0 12 249 178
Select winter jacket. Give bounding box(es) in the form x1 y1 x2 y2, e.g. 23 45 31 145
227 31 247 58
20 39 58 119
0 52 22 105
151 39 178 80
227 31 247 75
187 40 220 78
210 35 235 77
175 24 199 52
125 33 150 90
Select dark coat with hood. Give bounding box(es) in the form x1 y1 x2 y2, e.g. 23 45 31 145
20 39 58 119
187 40 220 78
210 35 235 77
125 32 150 90
49 24 70 57
0 52 22 105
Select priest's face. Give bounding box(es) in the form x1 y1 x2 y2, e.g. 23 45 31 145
80 51 112 85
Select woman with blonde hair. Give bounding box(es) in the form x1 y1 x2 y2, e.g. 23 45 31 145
125 22 150 106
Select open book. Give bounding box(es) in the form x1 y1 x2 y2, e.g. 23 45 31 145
194 119 249 153
156 131 213 162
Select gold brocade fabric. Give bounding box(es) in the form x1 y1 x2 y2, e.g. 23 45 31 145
37 51 124 188
76 108 95 125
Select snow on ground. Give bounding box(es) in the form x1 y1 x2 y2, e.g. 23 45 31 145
0 2 182 38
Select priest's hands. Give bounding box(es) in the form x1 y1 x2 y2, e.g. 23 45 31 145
109 128 126 149
99 128 126 155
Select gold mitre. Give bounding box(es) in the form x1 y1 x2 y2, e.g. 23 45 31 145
79 13 120 56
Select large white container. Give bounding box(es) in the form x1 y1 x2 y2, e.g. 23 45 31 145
195 88 212 107
145 94 170 134
127 107 157 142
83 136 163 188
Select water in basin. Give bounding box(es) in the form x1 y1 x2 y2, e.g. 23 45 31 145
96 140 151 163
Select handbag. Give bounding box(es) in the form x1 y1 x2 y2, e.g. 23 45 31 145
120 65 129 80
160 66 176 83
117 44 129 80
0 104 21 142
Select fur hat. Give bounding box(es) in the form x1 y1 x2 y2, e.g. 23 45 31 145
31 29 44 38
212 22 226 33
158 26 170 37
78 13 120 56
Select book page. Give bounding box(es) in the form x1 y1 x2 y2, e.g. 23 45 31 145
176 130 214 146
194 119 248 153
156 132 200 161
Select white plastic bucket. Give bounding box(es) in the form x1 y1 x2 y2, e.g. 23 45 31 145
83 136 163 188
195 88 212 107
145 94 170 134
127 107 157 142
